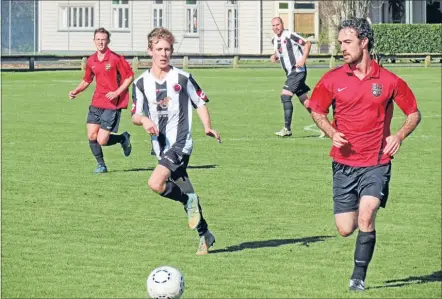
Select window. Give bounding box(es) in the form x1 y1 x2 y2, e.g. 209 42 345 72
60 5 95 29
294 1 315 10
227 5 238 49
227 0 237 4
294 13 315 37
279 2 289 9
153 0 164 28
112 0 129 29
185 0 198 34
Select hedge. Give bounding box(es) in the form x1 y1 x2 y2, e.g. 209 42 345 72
372 24 442 54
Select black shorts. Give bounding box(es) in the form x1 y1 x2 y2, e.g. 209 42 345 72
86 106 121 133
283 70 310 97
332 161 391 214
159 149 190 175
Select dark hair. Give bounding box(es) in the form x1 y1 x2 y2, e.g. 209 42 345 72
94 27 111 40
339 18 374 51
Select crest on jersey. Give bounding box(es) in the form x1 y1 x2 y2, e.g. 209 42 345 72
105 63 111 71
173 83 182 93
372 83 383 97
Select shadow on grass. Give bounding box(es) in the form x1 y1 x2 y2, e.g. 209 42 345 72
210 235 335 254
111 164 217 172
368 270 441 289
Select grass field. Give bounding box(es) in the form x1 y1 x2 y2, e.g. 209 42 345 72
1 66 441 298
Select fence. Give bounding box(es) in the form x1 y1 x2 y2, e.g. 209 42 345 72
1 53 441 72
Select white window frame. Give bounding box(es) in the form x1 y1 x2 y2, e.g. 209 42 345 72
152 0 164 28
58 3 95 31
112 0 130 31
226 1 238 51
185 0 199 36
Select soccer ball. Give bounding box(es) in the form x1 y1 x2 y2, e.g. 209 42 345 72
146 266 185 299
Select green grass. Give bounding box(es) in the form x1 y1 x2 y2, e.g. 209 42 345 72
1 67 441 298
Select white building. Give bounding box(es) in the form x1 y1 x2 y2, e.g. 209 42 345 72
37 0 437 55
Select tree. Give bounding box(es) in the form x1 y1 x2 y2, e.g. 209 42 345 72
318 0 373 54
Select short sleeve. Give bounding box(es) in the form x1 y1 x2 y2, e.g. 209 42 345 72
309 78 334 114
132 80 149 116
187 75 208 108
82 61 94 83
290 32 307 46
116 56 134 79
393 77 418 115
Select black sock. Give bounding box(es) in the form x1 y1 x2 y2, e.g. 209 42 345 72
351 230 376 281
89 140 105 166
104 134 124 146
196 200 208 237
283 101 293 131
160 181 188 204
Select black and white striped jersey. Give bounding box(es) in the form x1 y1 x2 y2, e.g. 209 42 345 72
132 66 209 159
272 30 308 76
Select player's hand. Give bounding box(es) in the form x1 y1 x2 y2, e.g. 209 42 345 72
106 91 120 101
295 59 305 68
331 131 348 148
383 134 402 156
270 54 277 63
142 118 159 136
69 91 77 100
205 128 222 143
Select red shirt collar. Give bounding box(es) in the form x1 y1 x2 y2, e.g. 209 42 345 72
344 59 380 79
93 48 111 62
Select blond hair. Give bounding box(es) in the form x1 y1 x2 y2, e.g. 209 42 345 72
147 27 175 51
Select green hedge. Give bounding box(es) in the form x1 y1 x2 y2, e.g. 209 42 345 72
373 24 442 54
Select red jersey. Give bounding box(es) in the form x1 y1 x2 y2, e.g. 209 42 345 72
83 48 134 110
309 60 418 167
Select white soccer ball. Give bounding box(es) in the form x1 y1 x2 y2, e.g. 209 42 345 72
146 266 185 299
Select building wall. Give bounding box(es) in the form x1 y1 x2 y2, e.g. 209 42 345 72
44 0 432 55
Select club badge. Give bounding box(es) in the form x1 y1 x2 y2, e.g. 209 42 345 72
173 83 182 93
372 83 383 97
105 64 111 71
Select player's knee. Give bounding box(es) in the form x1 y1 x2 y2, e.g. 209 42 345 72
88 132 98 141
337 227 355 237
358 214 375 231
280 94 292 103
336 222 357 237
148 178 164 193
97 136 109 146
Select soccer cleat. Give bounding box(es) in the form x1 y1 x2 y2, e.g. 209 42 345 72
121 132 132 157
185 193 201 230
349 279 365 291
94 164 108 174
196 230 216 255
275 127 292 137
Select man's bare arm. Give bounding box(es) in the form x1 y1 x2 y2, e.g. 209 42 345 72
395 110 421 141
311 112 335 138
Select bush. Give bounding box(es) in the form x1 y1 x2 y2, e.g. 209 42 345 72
373 24 442 54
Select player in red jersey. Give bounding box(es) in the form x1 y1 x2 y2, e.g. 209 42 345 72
309 18 421 291
69 28 134 173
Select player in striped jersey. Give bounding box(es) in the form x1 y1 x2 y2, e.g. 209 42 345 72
132 28 221 255
271 17 325 138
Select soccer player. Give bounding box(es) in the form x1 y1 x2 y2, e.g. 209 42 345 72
69 27 134 173
131 27 221 255
270 17 324 137
309 18 421 291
